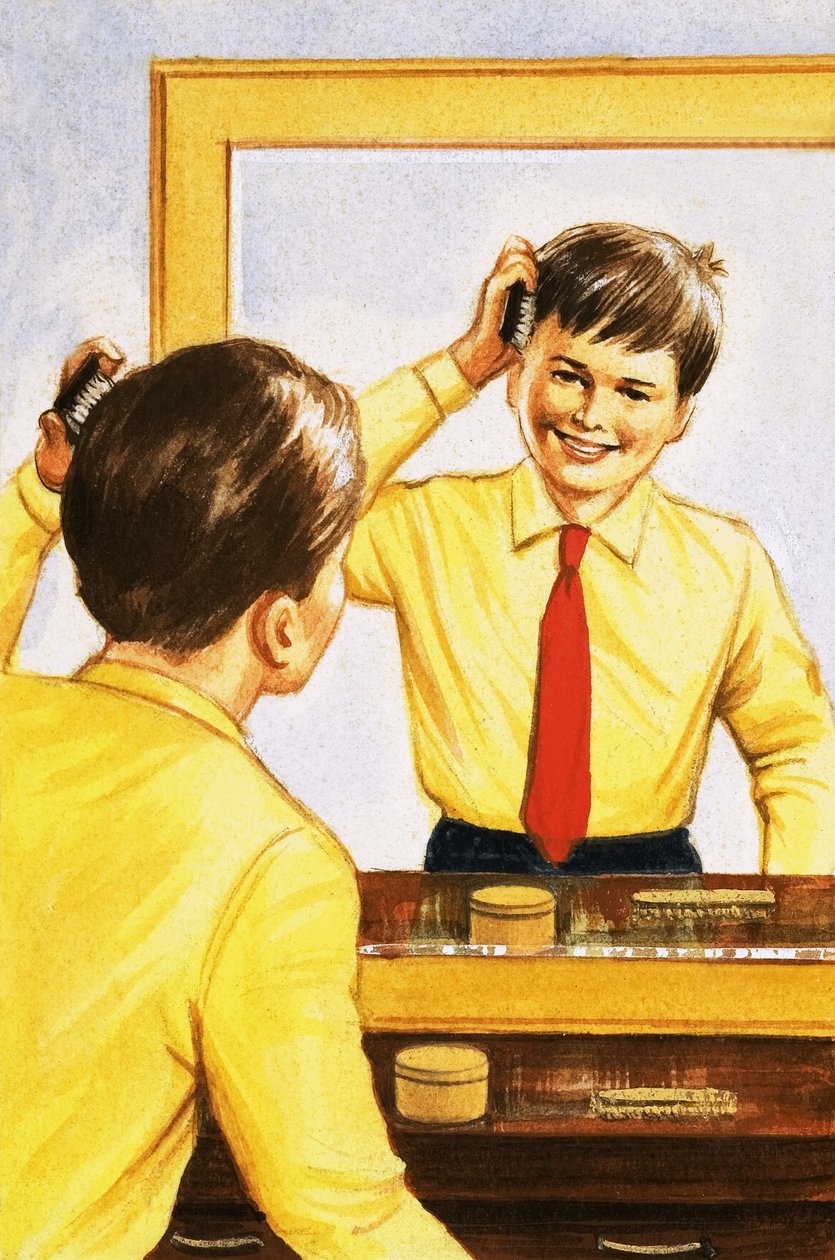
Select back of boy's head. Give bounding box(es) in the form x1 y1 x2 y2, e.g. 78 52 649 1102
62 338 364 653
534 223 726 399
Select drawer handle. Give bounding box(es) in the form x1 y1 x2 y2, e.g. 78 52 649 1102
591 1087 737 1120
597 1239 716 1257
170 1234 264 1255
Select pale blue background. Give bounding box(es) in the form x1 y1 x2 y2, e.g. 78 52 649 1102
3 1 833 868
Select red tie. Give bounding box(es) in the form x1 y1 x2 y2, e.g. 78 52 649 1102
524 523 592 863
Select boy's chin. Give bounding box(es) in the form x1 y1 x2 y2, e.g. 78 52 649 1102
536 451 624 493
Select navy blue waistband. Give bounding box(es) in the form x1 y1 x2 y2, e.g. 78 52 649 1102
424 818 701 876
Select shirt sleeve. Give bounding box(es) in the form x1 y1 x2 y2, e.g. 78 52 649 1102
344 482 413 606
346 352 474 607
199 828 471 1260
0 459 62 671
716 531 835 874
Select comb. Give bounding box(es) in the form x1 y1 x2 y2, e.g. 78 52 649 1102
53 353 114 445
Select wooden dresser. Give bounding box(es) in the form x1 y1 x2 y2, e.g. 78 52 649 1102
148 874 835 1258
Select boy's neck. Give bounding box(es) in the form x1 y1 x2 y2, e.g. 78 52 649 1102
539 469 644 526
99 625 263 724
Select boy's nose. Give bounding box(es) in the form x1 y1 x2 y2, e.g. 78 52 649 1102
573 387 612 432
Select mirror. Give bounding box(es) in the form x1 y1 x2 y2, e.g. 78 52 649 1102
228 146 834 870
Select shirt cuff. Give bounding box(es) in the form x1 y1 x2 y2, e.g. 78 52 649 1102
414 350 477 419
15 458 62 535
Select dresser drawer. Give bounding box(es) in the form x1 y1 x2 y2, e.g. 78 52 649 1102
148 1210 834 1260
147 1202 835 1260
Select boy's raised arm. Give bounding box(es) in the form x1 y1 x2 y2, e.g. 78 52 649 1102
0 460 62 671
346 238 536 606
717 531 835 874
0 339 122 671
354 236 537 511
354 350 476 511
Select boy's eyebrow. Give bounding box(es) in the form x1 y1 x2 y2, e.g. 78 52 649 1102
550 355 657 390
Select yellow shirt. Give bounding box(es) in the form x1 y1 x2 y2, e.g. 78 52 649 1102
0 462 468 1260
347 353 835 874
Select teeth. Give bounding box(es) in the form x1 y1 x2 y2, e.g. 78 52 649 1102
562 434 612 454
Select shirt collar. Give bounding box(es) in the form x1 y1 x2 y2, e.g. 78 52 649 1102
76 660 246 746
510 458 655 566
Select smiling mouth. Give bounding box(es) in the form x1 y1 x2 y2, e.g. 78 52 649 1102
547 426 621 462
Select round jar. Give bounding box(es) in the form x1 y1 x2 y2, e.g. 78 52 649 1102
394 1043 489 1125
469 883 556 952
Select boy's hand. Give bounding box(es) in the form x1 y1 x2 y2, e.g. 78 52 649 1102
449 236 537 391
35 337 124 492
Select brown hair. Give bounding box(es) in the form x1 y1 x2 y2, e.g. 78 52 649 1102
534 223 726 398
62 338 364 652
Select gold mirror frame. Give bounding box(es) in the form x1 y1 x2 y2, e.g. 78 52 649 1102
150 55 834 361
148 57 834 1033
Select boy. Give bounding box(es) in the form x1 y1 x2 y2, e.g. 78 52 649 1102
0 338 470 1259
346 224 835 875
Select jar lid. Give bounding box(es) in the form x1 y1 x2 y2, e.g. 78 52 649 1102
469 884 556 918
394 1043 489 1084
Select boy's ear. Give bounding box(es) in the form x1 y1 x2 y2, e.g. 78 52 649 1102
669 397 695 444
249 590 298 671
506 359 522 410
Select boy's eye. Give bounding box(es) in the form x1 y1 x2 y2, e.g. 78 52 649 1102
620 386 651 403
551 369 585 386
